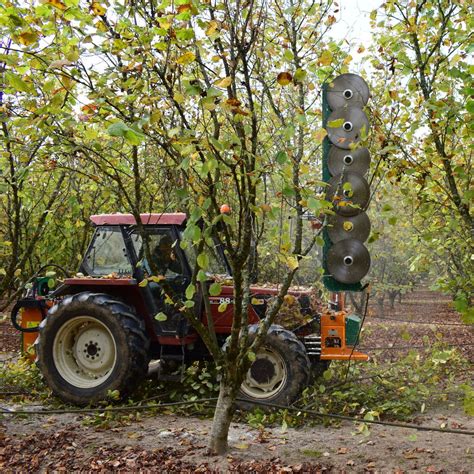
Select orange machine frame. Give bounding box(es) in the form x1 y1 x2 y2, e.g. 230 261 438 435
20 301 53 359
320 311 368 361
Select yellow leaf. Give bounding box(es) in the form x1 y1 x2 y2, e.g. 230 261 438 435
138 279 148 287
327 118 344 128
173 92 185 104
343 55 352 65
150 110 161 123
95 20 108 32
177 51 196 65
319 50 333 66
177 4 192 14
148 275 165 283
284 294 296 305
313 128 327 143
18 32 39 46
235 443 249 450
211 55 221 62
286 256 299 271
45 0 67 10
343 221 354 231
206 20 218 36
277 72 293 86
91 2 106 16
215 76 232 88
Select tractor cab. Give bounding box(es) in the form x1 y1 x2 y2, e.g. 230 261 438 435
80 213 229 280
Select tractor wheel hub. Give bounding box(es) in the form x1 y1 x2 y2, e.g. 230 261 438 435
53 316 117 388
74 326 113 372
250 358 275 384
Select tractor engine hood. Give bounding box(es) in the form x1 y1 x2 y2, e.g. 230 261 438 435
218 284 318 329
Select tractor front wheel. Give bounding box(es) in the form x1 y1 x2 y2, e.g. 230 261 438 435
35 292 149 405
238 326 310 410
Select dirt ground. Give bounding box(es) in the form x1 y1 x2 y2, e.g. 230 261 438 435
1 405 473 472
1 287 473 472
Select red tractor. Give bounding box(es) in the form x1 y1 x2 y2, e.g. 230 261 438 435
12 213 367 406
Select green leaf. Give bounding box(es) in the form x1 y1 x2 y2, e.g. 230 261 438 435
175 28 195 41
108 121 144 145
5 72 32 93
197 252 209 269
294 68 307 83
283 49 294 61
185 283 195 300
197 270 207 282
124 129 144 145
388 216 397 225
327 118 344 128
247 351 256 362
218 302 228 312
206 87 222 98
154 312 168 321
342 182 352 192
107 121 129 137
275 151 288 165
307 197 321 212
209 282 222 296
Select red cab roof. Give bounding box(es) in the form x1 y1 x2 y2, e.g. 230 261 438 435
90 213 187 226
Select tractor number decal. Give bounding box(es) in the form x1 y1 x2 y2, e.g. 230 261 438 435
210 297 233 305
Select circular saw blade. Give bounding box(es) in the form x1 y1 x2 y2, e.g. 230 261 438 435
326 107 370 150
327 239 371 284
328 146 371 177
327 213 371 243
327 74 370 110
327 171 370 216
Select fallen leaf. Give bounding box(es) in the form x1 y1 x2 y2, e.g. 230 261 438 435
235 443 249 450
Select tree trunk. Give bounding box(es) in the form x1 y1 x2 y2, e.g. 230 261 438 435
209 380 237 455
388 291 397 309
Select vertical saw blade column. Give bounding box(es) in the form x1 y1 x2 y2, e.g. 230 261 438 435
322 73 372 290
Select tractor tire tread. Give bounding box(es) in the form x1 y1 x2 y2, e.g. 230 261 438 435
237 325 310 410
35 292 149 406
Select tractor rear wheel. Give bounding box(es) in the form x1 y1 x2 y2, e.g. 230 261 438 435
238 326 310 410
35 292 149 405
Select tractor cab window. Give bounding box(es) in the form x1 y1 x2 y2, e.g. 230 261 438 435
181 238 230 277
132 230 184 277
82 227 132 276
